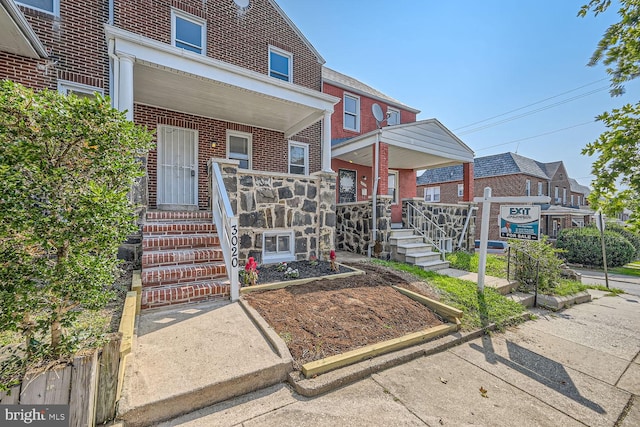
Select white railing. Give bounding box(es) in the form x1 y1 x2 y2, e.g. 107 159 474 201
208 160 239 301
405 201 452 260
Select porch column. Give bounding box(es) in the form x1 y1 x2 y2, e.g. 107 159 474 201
118 54 135 121
376 142 389 195
463 161 474 201
322 110 333 172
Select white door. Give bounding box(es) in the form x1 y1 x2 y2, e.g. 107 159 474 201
157 126 198 209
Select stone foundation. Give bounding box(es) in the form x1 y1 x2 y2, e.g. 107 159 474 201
336 196 393 258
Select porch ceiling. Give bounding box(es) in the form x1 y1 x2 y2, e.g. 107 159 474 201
0 0 48 58
332 119 475 170
107 25 338 137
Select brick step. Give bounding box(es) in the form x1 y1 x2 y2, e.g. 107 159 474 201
142 234 220 252
146 211 213 222
141 281 230 310
143 222 216 235
142 262 227 288
142 248 224 269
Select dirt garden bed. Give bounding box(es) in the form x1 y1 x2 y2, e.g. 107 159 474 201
243 262 449 370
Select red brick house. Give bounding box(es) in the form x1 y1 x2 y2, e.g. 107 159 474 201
1 0 339 306
417 152 592 241
324 67 476 258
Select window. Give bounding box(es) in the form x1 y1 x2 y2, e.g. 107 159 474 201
424 186 440 202
288 141 308 175
387 108 400 126
263 232 294 263
457 183 464 197
58 81 103 98
269 46 292 82
227 130 252 169
555 186 559 201
563 188 567 204
388 171 399 204
525 179 531 196
571 195 575 206
17 0 58 15
578 196 582 206
537 182 543 196
343 93 360 132
172 9 206 54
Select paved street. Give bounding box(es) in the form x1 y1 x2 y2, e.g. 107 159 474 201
161 290 640 426
577 268 640 297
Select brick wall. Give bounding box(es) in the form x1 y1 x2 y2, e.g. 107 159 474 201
114 0 322 90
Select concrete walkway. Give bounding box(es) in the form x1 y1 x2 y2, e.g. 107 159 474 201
157 290 640 426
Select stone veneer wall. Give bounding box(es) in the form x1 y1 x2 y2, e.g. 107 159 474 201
216 160 336 264
402 199 477 251
336 196 393 258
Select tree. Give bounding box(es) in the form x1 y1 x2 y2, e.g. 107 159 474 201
579 0 640 226
0 80 154 361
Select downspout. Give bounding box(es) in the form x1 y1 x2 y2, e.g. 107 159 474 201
368 130 382 258
108 38 119 110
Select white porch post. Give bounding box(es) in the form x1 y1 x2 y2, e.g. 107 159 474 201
322 110 333 172
118 54 135 121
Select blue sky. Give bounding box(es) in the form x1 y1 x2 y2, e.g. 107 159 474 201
276 0 639 186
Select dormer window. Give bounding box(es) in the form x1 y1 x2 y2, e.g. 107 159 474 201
17 0 59 15
269 46 292 82
172 9 206 55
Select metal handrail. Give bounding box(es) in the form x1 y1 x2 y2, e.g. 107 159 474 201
405 201 451 260
507 246 540 307
208 160 239 301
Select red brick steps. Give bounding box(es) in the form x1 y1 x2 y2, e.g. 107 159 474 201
140 211 229 310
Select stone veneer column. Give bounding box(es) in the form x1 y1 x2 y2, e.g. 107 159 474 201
315 171 338 258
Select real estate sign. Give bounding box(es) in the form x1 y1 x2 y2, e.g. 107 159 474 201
499 205 541 240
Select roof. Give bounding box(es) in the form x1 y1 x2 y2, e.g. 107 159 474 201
322 67 420 114
0 0 48 58
569 178 591 195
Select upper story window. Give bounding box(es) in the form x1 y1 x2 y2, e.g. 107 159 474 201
227 130 252 169
269 46 292 82
457 183 464 198
343 93 360 132
172 9 206 54
563 188 567 204
58 81 103 99
387 108 400 126
17 0 59 15
424 186 440 202
288 141 308 175
537 182 543 196
525 179 531 196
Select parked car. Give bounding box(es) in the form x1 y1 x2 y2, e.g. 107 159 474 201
475 240 509 254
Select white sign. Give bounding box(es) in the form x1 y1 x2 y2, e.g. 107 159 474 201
499 205 541 240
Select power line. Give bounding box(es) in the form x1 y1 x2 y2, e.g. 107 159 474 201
474 120 596 152
454 77 609 131
457 86 609 135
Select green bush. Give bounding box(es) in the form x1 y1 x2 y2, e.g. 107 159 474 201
605 222 640 259
507 237 565 294
556 227 635 268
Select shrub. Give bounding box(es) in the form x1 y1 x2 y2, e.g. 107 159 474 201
507 237 565 294
605 222 640 259
556 226 635 268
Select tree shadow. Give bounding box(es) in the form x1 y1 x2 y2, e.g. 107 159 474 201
470 336 605 414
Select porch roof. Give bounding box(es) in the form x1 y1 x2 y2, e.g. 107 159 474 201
540 205 594 217
105 25 338 138
331 119 474 170
0 0 48 58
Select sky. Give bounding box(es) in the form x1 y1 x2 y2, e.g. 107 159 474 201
276 0 639 187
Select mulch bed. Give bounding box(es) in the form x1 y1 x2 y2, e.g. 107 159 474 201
244 262 446 369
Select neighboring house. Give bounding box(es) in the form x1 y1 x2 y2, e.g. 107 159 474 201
417 152 592 241
1 0 339 307
324 67 476 256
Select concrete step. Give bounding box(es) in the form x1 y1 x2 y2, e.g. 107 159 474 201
142 247 224 269
389 235 424 246
491 280 519 295
389 228 414 238
405 251 442 265
146 210 212 222
416 259 450 271
142 222 217 235
507 291 535 308
140 280 229 310
396 242 435 255
141 262 227 287
142 234 220 252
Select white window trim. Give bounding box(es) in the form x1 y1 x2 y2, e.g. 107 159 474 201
457 183 464 198
388 170 399 204
17 0 59 16
424 186 440 203
226 130 252 169
57 80 103 97
525 179 531 196
537 182 543 196
171 8 206 55
563 188 567 204
268 45 293 82
343 93 360 132
262 231 295 264
288 141 309 175
387 107 400 126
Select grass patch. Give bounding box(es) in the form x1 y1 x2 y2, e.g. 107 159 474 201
446 251 507 278
583 284 625 295
548 280 587 296
372 259 525 331
611 266 640 277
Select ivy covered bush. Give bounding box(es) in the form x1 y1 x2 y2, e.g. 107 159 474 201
507 236 565 294
556 226 635 268
0 81 154 387
605 222 640 259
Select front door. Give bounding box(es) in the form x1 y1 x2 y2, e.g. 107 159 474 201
157 125 198 210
